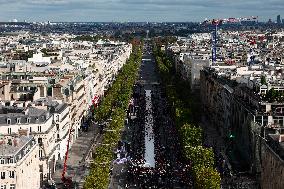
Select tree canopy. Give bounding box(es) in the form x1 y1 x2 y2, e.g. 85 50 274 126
153 43 221 189
83 44 142 188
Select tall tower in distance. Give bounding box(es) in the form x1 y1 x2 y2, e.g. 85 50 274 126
277 15 281 24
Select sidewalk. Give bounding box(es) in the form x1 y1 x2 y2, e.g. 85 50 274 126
52 125 101 188
201 115 226 154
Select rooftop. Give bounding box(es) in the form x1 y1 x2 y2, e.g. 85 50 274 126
0 136 34 157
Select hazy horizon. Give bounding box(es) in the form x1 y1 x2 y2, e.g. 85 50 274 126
0 0 283 22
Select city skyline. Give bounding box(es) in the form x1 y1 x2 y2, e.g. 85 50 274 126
0 0 283 22
1 3 284 188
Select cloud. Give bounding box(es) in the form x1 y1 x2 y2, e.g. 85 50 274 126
29 0 68 5
0 0 282 22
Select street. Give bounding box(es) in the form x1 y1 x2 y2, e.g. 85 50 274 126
109 43 192 189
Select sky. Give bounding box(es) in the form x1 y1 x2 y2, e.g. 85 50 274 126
0 0 283 22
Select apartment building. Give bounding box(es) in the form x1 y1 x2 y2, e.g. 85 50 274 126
200 65 284 187
0 33 132 187
261 135 284 189
0 136 40 189
0 98 70 186
174 53 210 90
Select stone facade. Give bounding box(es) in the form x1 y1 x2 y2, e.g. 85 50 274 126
175 54 209 90
261 140 284 189
200 68 262 174
0 136 40 189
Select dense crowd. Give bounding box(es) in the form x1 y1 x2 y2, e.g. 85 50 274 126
123 84 193 188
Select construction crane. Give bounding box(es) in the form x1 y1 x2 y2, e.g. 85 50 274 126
202 16 258 64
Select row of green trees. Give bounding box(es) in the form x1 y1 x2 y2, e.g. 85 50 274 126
153 45 221 189
84 45 142 189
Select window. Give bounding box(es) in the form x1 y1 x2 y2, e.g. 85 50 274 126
39 150 43 158
27 118 31 123
38 126 41 132
56 115 59 122
0 185 6 189
0 159 4 164
40 86 44 97
38 138 42 145
0 172 5 179
9 184 15 189
8 128 11 134
9 171 14 178
8 158 13 164
16 118 20 124
7 119 11 124
39 165 43 172
30 127 32 133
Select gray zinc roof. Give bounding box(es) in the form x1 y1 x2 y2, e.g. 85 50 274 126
0 136 33 157
0 106 49 125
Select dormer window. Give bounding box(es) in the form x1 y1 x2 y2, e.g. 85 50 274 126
17 118 21 124
7 119 11 124
8 158 13 164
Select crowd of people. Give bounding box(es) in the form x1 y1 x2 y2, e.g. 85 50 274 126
110 47 194 188
123 84 193 188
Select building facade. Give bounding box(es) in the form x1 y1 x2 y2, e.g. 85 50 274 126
0 136 40 189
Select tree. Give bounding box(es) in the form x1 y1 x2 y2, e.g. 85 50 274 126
185 146 215 168
153 40 220 188
265 88 279 102
193 166 221 189
260 75 267 85
84 44 142 188
180 124 203 147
